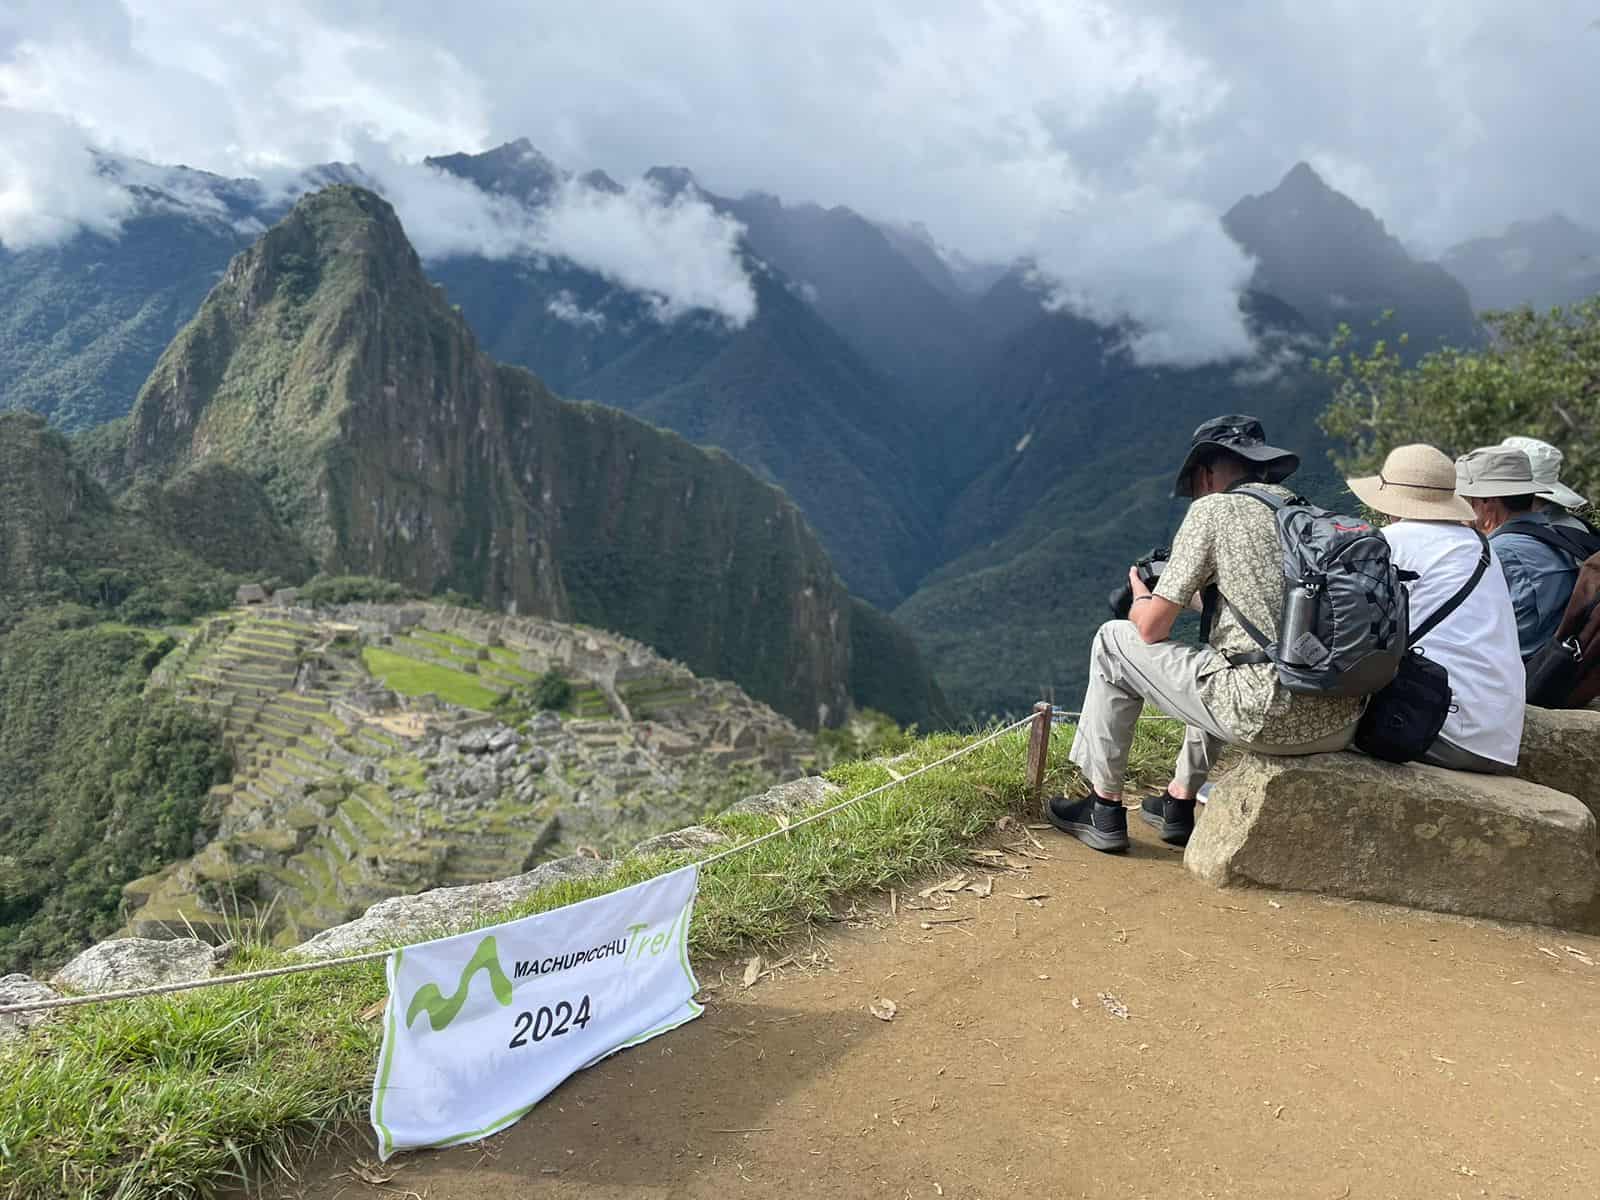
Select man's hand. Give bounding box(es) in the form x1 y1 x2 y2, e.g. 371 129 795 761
1128 565 1152 601
1126 565 1181 645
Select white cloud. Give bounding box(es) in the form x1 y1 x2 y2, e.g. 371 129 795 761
0 109 132 248
285 150 757 326
3 1 1600 354
546 290 606 329
534 179 754 324
0 3 755 325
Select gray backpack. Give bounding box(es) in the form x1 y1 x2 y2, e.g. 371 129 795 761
1203 487 1409 698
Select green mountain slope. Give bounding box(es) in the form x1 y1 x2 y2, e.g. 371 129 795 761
0 411 236 623
0 213 251 430
422 147 943 607
0 609 228 973
897 299 1342 717
115 184 946 730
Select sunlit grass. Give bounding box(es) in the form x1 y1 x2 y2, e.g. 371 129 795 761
359 646 502 712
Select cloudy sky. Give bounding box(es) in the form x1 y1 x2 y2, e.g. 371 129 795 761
2 0 1596 360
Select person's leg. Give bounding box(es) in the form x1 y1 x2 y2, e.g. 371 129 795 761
1060 622 1231 852
1171 726 1224 799
1067 622 1232 798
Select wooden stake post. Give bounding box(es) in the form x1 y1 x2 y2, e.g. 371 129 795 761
1025 701 1053 802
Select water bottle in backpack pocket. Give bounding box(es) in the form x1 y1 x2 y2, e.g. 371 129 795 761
1212 488 1410 699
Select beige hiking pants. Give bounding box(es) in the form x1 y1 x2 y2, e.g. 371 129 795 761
1067 620 1358 797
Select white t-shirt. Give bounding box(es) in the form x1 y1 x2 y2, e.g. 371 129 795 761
1383 521 1525 765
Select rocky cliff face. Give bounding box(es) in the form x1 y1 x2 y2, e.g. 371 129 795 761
118 186 860 728
1223 162 1482 355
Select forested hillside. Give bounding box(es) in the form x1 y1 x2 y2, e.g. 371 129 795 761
0 609 228 972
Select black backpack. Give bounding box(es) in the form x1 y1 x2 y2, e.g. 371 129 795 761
1525 550 1600 708
1204 487 1409 698
1354 533 1491 763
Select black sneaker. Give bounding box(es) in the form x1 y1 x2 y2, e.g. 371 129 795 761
1045 792 1130 853
1139 792 1196 846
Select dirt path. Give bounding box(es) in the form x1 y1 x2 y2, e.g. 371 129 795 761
274 817 1600 1200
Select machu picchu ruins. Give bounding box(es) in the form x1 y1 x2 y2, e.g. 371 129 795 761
125 600 815 947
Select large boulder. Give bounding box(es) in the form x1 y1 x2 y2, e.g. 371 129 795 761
631 825 730 857
52 937 224 995
1517 706 1600 825
1186 752 1600 929
0 974 59 1043
290 853 614 959
728 776 839 819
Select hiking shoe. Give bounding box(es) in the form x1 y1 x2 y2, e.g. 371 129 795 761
1140 792 1196 846
1045 793 1130 853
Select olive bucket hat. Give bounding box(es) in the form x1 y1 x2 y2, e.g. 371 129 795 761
1173 414 1300 498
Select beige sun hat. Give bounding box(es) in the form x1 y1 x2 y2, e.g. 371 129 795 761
1499 435 1589 509
1455 446 1538 499
1348 444 1475 521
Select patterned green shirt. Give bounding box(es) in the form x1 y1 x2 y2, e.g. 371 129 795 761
1154 484 1365 744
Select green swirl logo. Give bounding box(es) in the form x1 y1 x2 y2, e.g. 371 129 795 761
405 935 514 1032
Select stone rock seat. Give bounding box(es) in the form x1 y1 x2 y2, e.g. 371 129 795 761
1187 706 1600 930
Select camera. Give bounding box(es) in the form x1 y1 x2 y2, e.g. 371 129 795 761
1108 547 1171 619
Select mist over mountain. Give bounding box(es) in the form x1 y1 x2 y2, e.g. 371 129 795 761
1442 214 1600 314
1223 163 1483 355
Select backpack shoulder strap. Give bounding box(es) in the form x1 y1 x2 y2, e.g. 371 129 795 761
1200 585 1274 665
1208 485 1295 665
1232 484 1295 512
1408 532 1490 647
1493 518 1600 562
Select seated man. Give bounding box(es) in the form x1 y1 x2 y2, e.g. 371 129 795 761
1348 444 1523 773
1050 415 1364 853
1499 435 1595 533
1457 446 1593 659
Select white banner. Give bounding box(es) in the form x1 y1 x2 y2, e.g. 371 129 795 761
371 865 702 1159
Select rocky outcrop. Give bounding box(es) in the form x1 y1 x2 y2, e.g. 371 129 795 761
52 938 223 995
728 775 841 818
631 826 729 856
1516 706 1600 825
0 974 59 1042
1187 752 1600 929
290 853 613 959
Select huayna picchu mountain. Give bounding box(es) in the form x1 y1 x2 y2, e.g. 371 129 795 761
108 185 948 731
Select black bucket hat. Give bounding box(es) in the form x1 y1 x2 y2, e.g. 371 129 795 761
1172 413 1300 498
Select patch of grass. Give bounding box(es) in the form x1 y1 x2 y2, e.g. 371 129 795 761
0 718 1181 1199
358 646 502 712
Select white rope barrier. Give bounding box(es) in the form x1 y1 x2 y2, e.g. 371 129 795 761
1 714 1041 1018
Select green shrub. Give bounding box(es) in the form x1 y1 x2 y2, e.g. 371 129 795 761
530 669 573 711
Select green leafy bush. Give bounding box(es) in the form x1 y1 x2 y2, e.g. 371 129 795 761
1320 301 1600 505
531 669 573 711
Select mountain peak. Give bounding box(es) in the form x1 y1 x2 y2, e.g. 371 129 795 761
645 166 699 198
1279 160 1328 192
426 140 565 204
1223 165 1480 352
